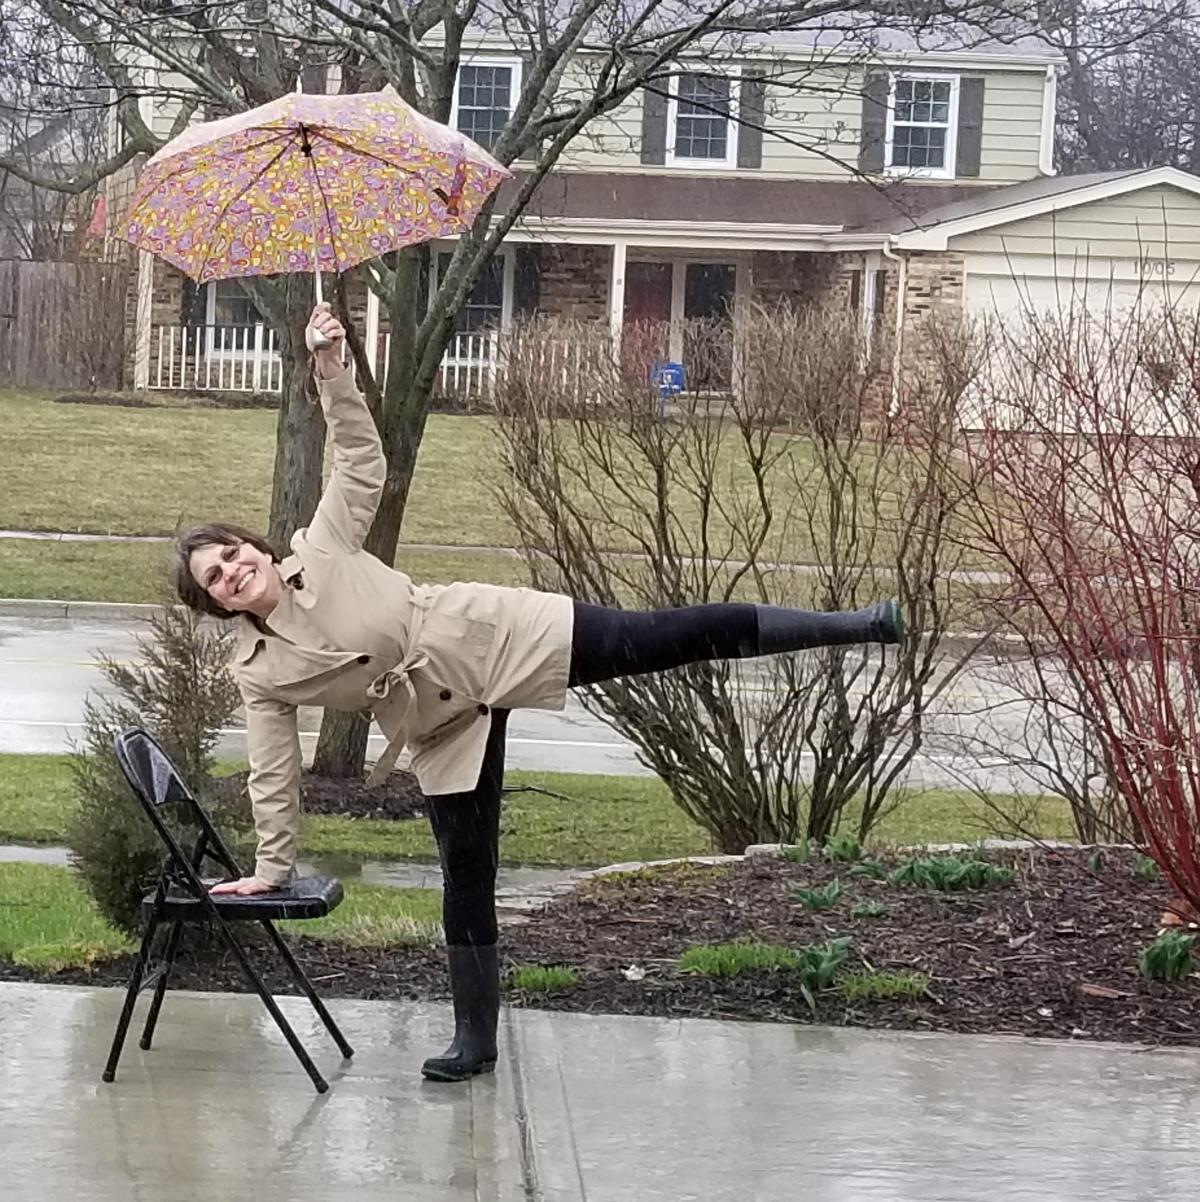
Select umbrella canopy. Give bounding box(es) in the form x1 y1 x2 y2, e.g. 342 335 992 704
121 90 510 284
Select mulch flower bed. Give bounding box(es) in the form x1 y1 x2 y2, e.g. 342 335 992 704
7 846 1200 1048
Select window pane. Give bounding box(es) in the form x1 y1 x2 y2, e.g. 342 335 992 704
211 281 261 326
894 77 951 126
440 253 505 334
456 64 513 152
892 125 946 169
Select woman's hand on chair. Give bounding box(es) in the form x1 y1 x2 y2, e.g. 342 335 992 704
210 875 275 896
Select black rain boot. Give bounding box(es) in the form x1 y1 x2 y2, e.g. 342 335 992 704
421 944 500 1082
754 599 904 654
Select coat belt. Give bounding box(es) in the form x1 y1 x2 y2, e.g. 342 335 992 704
365 604 428 787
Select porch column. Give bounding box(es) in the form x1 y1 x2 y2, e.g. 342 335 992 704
609 240 627 352
132 250 153 390
731 256 752 397
364 288 381 380
669 260 685 363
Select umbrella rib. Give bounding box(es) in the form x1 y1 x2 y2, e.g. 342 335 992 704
304 125 435 180
306 135 346 277
193 136 296 284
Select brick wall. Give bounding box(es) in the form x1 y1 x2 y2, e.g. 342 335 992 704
536 245 610 321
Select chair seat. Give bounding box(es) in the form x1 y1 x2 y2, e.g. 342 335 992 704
143 875 344 922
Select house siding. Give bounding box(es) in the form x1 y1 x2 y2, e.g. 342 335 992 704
949 185 1200 261
561 60 1047 185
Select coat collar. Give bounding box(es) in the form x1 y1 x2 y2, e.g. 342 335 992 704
233 615 266 664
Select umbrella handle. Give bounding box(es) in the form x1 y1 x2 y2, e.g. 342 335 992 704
306 269 333 351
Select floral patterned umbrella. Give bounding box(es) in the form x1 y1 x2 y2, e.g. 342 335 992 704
121 89 510 294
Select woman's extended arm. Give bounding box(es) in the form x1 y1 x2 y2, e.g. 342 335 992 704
304 304 387 554
210 690 302 895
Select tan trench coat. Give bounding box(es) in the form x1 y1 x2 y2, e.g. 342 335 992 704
233 365 573 886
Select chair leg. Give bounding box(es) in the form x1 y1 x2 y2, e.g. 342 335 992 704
140 920 185 1051
261 920 355 1060
102 916 158 1084
212 918 330 1093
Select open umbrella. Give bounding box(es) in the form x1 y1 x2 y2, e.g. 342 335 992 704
121 89 510 348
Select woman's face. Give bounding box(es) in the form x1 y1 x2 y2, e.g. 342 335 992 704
189 541 282 617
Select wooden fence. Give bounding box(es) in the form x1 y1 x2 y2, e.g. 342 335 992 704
0 259 128 390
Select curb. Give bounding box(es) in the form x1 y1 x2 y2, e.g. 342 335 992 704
0 598 163 621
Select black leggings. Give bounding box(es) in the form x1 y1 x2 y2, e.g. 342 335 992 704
425 602 759 945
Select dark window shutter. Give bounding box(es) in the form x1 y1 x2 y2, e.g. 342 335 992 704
849 270 862 312
513 245 541 317
737 71 766 169
641 83 669 165
956 77 985 178
859 72 890 173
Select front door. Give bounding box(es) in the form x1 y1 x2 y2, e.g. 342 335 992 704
622 261 673 371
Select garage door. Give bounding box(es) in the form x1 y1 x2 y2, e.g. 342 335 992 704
960 254 1200 430
964 253 1200 326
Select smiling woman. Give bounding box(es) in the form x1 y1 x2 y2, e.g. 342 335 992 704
173 523 283 619
168 302 904 1085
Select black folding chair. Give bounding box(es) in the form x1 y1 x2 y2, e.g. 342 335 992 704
103 727 354 1093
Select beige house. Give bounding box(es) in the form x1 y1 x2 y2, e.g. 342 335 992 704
116 27 1200 399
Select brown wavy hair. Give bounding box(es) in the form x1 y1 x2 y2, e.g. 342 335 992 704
173 523 281 619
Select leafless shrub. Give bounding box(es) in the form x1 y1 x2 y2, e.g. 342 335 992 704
494 306 986 851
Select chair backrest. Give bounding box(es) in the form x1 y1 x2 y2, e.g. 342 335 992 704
113 727 241 884
114 728 194 812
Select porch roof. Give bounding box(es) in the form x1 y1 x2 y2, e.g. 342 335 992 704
505 171 990 249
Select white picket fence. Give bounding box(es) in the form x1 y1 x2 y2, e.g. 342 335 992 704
147 324 502 399
149 324 285 393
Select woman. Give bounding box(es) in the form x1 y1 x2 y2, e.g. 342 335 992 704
175 305 904 1083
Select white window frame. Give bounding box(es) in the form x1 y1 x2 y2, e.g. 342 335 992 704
666 70 740 170
450 55 523 153
431 245 515 333
203 280 270 360
885 74 959 181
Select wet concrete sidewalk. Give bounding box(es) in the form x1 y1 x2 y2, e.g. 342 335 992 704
2 980 1197 1201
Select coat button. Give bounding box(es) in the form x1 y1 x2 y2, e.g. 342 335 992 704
477 703 489 715
439 688 452 701
357 655 370 664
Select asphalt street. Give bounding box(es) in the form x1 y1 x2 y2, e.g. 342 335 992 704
0 611 1083 795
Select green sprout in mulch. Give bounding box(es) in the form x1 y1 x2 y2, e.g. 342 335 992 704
1133 854 1161 882
847 860 886 880
1140 931 1195 983
822 833 863 863
838 969 929 1001
779 840 811 863
678 938 851 1011
888 855 1016 892
507 964 579 992
791 880 845 910
850 901 891 920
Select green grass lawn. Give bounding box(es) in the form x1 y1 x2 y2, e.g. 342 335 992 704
0 754 1078 866
0 863 135 969
0 390 514 546
0 862 442 970
0 390 997 583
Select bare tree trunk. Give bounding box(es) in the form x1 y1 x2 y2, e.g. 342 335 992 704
268 316 327 549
